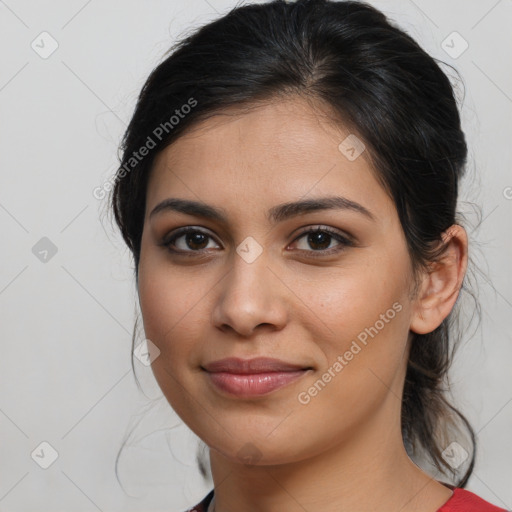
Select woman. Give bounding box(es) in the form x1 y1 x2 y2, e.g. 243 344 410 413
111 0 508 510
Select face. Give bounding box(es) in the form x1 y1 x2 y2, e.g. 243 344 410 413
137 96 418 465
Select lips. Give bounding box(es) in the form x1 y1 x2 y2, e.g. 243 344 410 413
202 357 313 398
202 357 312 374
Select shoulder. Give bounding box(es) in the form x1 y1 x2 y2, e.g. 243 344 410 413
438 487 509 512
184 490 214 512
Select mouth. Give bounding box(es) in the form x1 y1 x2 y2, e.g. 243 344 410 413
201 357 313 398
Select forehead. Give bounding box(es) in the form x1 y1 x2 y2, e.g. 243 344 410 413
154 96 357 170
146 96 393 223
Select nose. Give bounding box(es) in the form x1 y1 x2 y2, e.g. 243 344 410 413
211 253 289 338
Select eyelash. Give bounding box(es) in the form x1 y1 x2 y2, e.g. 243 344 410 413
159 226 354 258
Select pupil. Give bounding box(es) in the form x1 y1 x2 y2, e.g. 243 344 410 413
309 232 330 250
188 232 207 250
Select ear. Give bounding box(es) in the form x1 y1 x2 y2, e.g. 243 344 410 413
410 224 468 335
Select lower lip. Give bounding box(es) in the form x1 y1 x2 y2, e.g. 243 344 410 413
205 370 310 397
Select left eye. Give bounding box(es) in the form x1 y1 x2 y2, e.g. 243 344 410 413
290 227 352 255
160 226 352 256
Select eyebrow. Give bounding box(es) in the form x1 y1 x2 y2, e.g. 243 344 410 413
149 196 375 224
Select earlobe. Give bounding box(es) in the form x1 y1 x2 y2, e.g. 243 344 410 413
410 225 468 335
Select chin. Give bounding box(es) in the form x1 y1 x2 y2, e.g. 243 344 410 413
206 431 313 467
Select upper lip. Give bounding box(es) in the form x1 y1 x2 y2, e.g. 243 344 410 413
202 357 312 374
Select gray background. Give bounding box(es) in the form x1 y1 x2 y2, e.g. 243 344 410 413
0 0 511 510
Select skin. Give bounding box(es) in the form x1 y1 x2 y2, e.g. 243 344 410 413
137 95 468 512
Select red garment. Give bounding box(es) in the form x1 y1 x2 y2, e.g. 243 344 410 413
185 487 509 511
437 488 509 512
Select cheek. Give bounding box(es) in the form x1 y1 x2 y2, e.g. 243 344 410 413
138 273 200 352
302 254 412 399
136 261 208 420
137 249 193 357
308 256 408 343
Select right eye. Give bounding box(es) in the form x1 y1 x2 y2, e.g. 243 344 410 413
160 227 221 255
